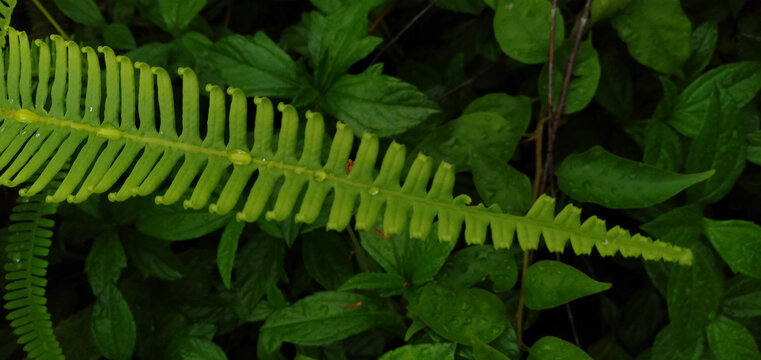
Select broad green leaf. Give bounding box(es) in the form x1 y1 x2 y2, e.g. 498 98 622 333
112 0 136 23
528 336 592 360
651 77 679 121
651 324 704 360
704 219 761 279
594 52 634 119
463 93 533 134
54 0 106 27
90 285 136 360
748 131 761 166
338 273 406 293
538 38 601 114
85 231 126 295
360 224 454 286
587 336 633 360
557 146 713 208
323 66 439 137
436 245 518 292
412 112 525 170
175 337 229 360
211 33 310 98
683 21 718 79
722 276 761 318
124 42 173 68
707 316 761 360
524 260 611 310
591 0 632 23
103 23 137 50
610 0 691 75
378 343 456 360
685 87 745 205
471 151 531 215
408 286 507 344
471 335 512 360
666 243 724 339
136 202 233 241
493 0 564 64
260 291 400 346
301 231 355 290
641 205 703 248
642 120 683 172
233 235 285 320
158 0 206 34
217 219 245 289
122 230 183 281
305 0 385 88
641 205 703 295
55 307 100 360
669 61 761 137
487 322 520 360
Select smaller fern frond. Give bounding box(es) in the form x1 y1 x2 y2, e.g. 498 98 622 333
3 179 63 359
0 28 692 265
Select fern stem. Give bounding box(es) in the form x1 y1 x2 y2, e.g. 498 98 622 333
30 0 70 41
346 227 373 273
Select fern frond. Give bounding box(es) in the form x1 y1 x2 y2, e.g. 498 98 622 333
0 28 692 265
3 179 63 359
0 0 16 48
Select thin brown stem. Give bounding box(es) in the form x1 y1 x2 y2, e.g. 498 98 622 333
370 0 440 65
223 0 234 28
515 249 532 351
518 0 595 351
31 0 71 41
369 1 396 34
435 61 498 103
346 227 374 272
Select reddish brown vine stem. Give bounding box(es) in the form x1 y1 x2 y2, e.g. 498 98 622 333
518 0 595 351
370 0 441 65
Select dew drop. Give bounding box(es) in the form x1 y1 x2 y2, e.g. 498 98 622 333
368 187 380 196
601 239 609 245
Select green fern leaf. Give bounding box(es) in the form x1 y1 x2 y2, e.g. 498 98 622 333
3 177 64 359
0 0 16 48
0 28 692 265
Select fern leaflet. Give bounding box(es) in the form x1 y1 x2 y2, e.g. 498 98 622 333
3 177 63 359
0 28 692 265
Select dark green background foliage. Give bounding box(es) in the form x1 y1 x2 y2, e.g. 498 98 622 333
2 0 761 359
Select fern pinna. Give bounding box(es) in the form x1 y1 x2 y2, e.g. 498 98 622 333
4 176 63 359
0 28 691 265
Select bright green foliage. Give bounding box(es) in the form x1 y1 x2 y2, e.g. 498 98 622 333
706 316 761 360
704 219 761 279
8 0 761 359
528 336 592 360
493 0 564 64
407 285 507 344
0 29 691 266
3 179 63 359
378 343 456 360
557 146 714 209
524 260 611 310
610 0 691 75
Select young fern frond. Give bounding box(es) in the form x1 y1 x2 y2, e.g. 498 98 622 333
0 28 692 265
3 177 63 359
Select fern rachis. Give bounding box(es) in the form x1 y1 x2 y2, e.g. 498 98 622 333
0 28 692 265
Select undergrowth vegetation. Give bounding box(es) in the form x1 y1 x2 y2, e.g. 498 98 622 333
1 0 761 359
